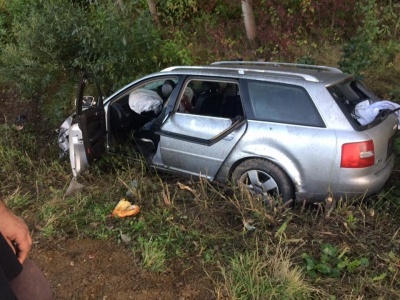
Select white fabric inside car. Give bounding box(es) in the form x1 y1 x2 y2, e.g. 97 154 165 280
354 100 400 126
128 88 163 115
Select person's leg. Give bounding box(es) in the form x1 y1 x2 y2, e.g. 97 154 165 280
0 232 22 299
0 267 15 300
9 259 52 300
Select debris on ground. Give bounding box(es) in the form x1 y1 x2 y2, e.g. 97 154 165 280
177 182 200 200
65 178 84 197
112 198 140 218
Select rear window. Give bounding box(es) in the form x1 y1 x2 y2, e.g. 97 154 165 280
327 79 381 129
327 80 379 109
246 80 324 127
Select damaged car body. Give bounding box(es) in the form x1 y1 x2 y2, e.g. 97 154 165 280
60 61 398 203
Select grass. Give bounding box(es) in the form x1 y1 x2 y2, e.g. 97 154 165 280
218 242 317 300
137 236 167 272
1 112 400 299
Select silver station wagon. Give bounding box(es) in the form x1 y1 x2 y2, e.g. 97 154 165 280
60 61 398 203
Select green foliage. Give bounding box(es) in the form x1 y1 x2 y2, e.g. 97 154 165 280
257 0 357 59
371 251 400 285
385 251 400 275
1 1 82 95
1 0 160 94
137 236 166 272
157 32 192 66
0 1 8 45
0 124 37 190
302 243 369 279
296 56 316 65
72 1 162 91
339 0 400 77
155 0 198 26
0 0 193 126
213 0 241 19
220 245 316 300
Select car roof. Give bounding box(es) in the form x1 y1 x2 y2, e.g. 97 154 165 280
160 61 352 86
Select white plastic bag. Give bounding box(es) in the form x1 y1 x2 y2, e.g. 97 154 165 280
354 100 400 126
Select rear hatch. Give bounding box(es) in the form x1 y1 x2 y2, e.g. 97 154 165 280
327 78 398 171
364 115 398 172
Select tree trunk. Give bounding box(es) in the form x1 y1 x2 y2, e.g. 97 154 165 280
241 0 257 41
147 0 161 27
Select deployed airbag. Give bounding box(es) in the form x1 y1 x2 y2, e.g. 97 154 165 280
128 89 163 115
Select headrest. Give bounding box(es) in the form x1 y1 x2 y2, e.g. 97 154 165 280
161 80 175 98
183 87 194 102
202 81 220 92
224 84 237 97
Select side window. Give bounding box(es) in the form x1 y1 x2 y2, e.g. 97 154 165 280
177 79 243 119
138 77 178 103
109 77 178 132
247 81 324 127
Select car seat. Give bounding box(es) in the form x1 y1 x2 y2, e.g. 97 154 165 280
196 82 223 116
158 80 176 101
220 84 244 118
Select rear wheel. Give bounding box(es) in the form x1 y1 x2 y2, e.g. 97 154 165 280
232 159 295 203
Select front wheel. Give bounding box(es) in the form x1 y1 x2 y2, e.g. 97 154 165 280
231 159 295 203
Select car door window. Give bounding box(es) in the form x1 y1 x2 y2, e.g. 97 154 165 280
78 76 104 113
108 77 178 132
246 80 324 127
176 79 243 119
158 78 246 179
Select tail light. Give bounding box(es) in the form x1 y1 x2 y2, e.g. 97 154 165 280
341 140 375 168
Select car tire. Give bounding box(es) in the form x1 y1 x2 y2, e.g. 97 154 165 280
232 159 295 203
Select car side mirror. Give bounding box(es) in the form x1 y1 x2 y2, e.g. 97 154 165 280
75 95 97 111
82 95 96 108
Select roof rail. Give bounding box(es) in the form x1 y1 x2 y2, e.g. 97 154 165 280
236 68 320 82
161 65 321 82
211 61 343 73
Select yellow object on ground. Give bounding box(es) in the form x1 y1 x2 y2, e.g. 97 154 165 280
112 199 140 218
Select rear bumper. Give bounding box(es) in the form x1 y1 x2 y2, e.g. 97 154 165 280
335 154 395 198
295 154 395 203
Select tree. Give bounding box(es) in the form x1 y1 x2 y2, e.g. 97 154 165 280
147 0 160 27
241 0 256 41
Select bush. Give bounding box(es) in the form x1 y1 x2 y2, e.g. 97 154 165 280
256 0 358 60
339 0 400 77
0 0 192 126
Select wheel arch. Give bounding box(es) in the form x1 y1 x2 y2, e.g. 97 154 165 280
228 156 297 192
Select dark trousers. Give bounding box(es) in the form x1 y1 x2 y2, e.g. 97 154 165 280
0 233 53 300
0 232 22 299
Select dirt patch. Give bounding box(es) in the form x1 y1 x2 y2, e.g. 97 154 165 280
0 88 40 125
31 238 215 300
0 90 217 300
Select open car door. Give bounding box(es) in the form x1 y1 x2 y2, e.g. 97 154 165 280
69 73 106 177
